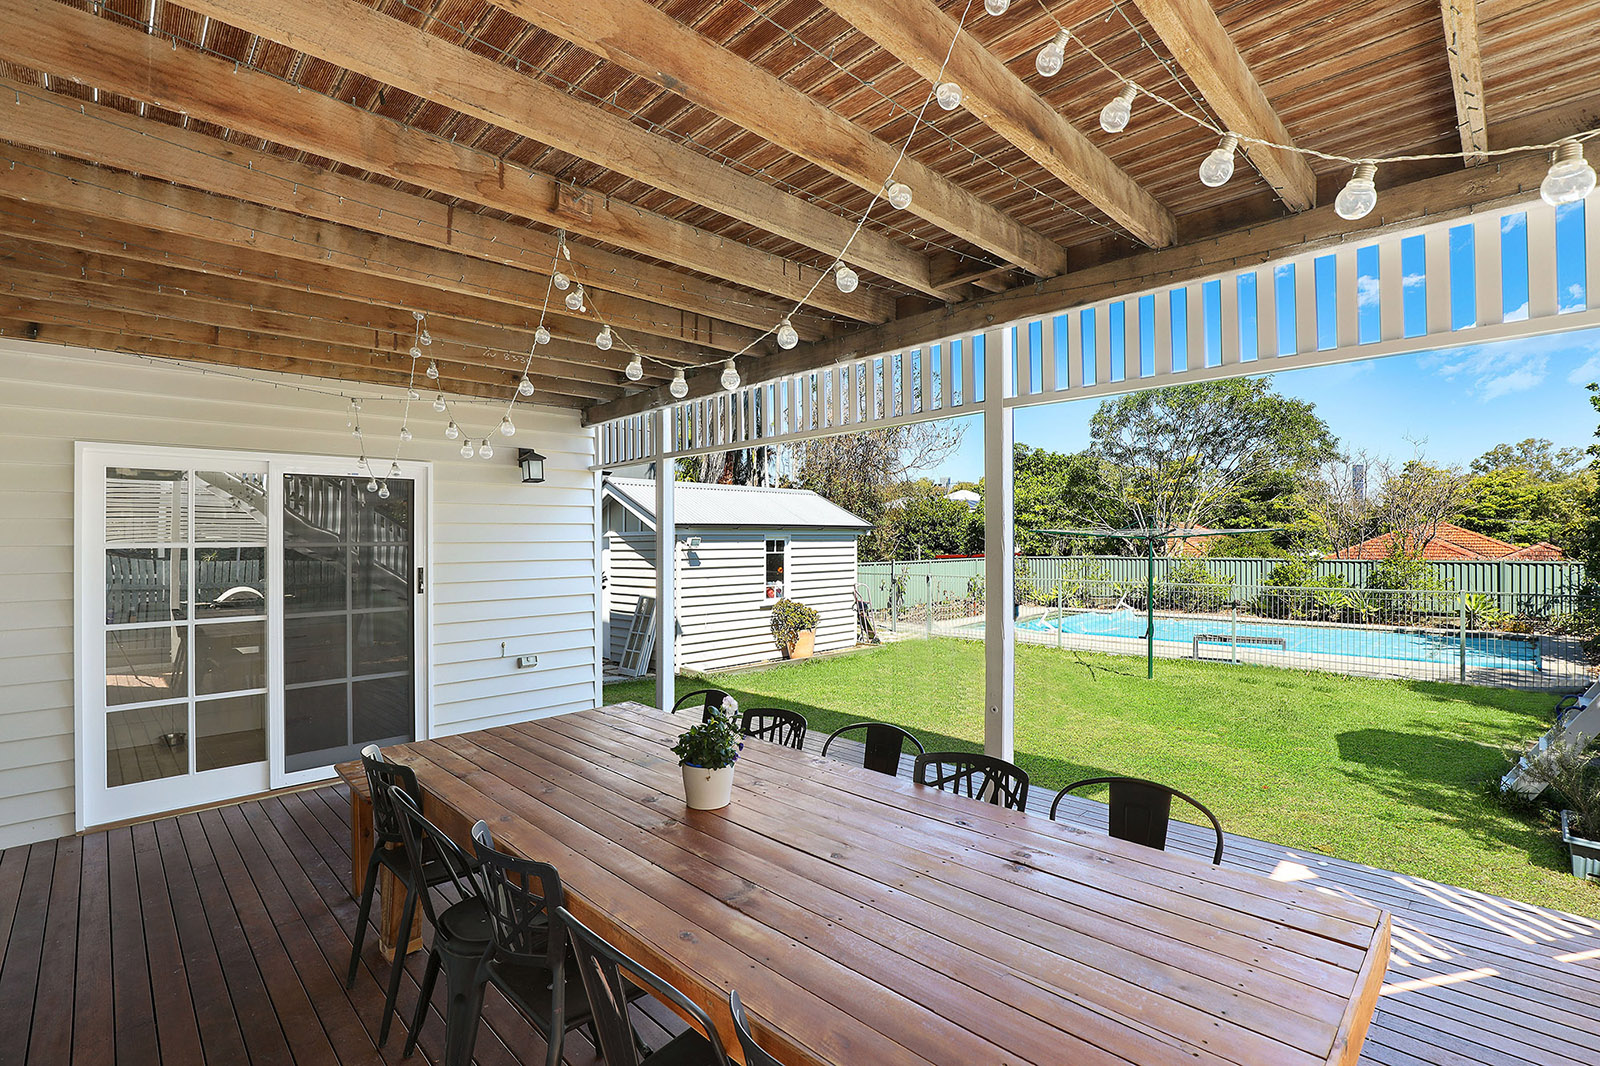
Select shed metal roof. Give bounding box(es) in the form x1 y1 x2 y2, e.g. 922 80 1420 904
604 479 869 531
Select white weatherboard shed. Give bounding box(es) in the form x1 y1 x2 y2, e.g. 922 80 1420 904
602 479 870 673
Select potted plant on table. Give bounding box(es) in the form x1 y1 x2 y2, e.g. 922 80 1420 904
672 706 741 810
770 598 819 660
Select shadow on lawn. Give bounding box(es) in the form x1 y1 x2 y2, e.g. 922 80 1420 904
1335 725 1569 874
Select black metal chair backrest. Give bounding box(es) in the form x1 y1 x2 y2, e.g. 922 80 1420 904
556 906 731 1066
673 688 732 723
360 744 422 847
1050 776 1225 865
740 707 807 750
728 990 785 1066
470 821 567 971
913 751 1029 811
388 784 479 929
820 722 925 776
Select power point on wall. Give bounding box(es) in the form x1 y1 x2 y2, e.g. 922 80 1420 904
517 654 539 669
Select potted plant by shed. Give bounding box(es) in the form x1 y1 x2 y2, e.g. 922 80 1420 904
770 598 819 660
1524 734 1600 880
672 708 741 810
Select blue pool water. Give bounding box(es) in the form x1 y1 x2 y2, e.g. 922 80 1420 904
1015 610 1540 671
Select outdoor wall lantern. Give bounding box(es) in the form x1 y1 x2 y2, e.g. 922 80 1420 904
518 448 546 484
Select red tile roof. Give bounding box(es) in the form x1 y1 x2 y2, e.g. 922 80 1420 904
1332 522 1566 561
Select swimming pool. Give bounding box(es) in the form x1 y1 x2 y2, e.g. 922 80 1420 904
1015 610 1541 672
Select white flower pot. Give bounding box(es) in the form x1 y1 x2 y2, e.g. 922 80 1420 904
682 763 735 810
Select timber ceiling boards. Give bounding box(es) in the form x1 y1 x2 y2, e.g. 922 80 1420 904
0 0 1595 416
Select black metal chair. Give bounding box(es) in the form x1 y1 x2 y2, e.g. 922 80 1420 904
740 707 807 750
913 751 1029 811
470 822 632 1066
728 990 785 1066
557 905 732 1066
346 744 466 1045
819 722 925 776
1050 776 1225 865
673 688 732 723
388 787 491 1064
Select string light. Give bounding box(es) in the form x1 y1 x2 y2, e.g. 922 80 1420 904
1335 163 1379 220
669 369 689 398
479 438 495 459
984 0 1009 13
389 461 402 478
625 354 645 381
534 326 551 346
1198 134 1239 187
776 317 800 350
1036 30 1070 78
518 375 536 396
408 343 423 360
398 426 412 443
885 181 913 210
596 325 613 350
1542 140 1597 205
500 416 516 437
1099 84 1138 133
433 393 447 412
564 285 585 312
445 420 461 440
553 271 570 290
935 82 963 110
834 262 859 293
419 328 431 346
720 359 741 391
378 481 390 499
366 476 379 492
425 360 440 380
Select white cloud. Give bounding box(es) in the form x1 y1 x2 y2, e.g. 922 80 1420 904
1567 353 1600 385
1503 299 1530 322
1481 358 1547 399
1402 272 1427 290
1501 213 1525 234
1562 283 1586 312
1420 342 1548 401
1356 275 1381 309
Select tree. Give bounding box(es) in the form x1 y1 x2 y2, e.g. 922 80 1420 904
788 420 966 523
866 489 981 561
1304 451 1383 557
1008 444 1109 555
1470 438 1586 480
1371 456 1472 556
1086 377 1337 553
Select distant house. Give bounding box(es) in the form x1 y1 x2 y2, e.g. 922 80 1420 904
944 488 981 510
1332 522 1567 561
602 479 871 673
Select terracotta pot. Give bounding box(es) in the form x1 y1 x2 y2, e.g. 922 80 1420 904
682 763 735 810
785 629 815 660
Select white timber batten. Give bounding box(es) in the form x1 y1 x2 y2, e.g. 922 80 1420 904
654 407 676 712
593 197 1597 467
983 327 1015 764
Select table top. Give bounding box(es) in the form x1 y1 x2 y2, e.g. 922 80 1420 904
338 702 1390 1066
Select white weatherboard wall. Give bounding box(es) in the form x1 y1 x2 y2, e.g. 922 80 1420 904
0 341 602 849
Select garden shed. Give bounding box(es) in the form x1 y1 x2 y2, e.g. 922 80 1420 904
602 479 870 673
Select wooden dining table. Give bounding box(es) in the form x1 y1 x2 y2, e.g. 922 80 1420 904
338 701 1390 1066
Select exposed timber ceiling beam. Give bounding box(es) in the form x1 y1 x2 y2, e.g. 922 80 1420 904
816 0 1177 249
1129 0 1318 211
171 0 940 296
585 148 1561 422
0 0 887 323
0 146 762 361
1438 0 1490 165
490 0 1066 279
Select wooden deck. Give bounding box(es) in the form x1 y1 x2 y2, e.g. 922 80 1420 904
1 744 1599 1065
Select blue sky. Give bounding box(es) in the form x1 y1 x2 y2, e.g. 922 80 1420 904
921 205 1600 482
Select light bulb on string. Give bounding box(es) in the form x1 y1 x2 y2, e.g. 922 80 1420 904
935 82 962 110
426 361 440 380
479 439 495 460
399 426 412 443
1541 139 1597 206
983 0 1009 13
389 461 402 478
1036 30 1070 78
534 326 551 346
669 369 689 399
1198 134 1239 188
518 375 536 397
834 262 859 293
1099 84 1137 133
564 286 585 312
412 310 424 323
596 325 613 350
378 481 390 500
459 438 475 459
407 387 420 400
409 344 423 360
433 393 447 412
351 423 362 437
624 354 644 381
885 181 913 210
366 477 379 493
500 417 516 437
1335 163 1379 220
776 317 799 350
445 420 461 440
419 329 431 346
720 359 740 391
552 271 570 290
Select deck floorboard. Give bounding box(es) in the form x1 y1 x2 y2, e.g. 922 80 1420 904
0 755 1596 1065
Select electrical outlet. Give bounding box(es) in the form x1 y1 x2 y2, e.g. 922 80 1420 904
517 654 539 669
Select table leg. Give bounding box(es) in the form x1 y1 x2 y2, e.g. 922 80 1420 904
350 789 373 899
348 786 422 958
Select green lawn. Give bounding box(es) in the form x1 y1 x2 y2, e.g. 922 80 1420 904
606 637 1600 918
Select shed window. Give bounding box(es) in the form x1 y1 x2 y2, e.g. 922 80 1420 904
764 538 788 602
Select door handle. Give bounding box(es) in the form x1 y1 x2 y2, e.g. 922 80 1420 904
416 566 426 595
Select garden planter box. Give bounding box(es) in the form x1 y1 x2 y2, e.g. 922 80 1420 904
785 629 815 660
1562 810 1600 880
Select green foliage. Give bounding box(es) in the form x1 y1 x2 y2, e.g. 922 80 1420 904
1164 558 1234 611
1364 550 1445 593
1257 559 1356 620
1011 444 1110 555
864 489 981 561
1521 735 1600 840
1457 465 1590 548
670 709 740 770
1461 593 1510 630
1471 438 1587 480
768 598 819 654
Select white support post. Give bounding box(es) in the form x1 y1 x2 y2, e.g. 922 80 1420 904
983 328 1015 762
654 410 676 712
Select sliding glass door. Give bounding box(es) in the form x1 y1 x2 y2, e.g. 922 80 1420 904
78 445 429 828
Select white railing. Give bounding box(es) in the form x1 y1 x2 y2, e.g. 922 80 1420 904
597 197 1599 466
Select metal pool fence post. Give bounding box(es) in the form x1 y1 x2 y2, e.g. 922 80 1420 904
1458 593 1467 682
1231 604 1239 664
889 560 897 632
1056 586 1063 650
926 574 933 639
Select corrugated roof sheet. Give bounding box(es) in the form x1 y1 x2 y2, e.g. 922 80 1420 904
604 479 870 530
